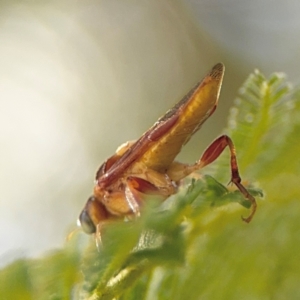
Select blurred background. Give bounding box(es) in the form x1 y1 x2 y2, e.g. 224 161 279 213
1 0 300 266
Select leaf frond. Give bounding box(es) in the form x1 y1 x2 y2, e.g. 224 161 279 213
2 68 300 300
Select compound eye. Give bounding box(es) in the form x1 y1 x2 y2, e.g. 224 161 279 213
79 209 96 234
79 196 108 234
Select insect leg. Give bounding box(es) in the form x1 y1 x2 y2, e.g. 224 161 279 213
200 135 257 222
124 178 143 217
125 176 167 216
125 174 177 211
168 135 256 223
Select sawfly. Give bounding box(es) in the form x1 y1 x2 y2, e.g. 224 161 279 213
79 63 256 238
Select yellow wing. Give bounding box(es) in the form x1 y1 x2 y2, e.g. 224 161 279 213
138 63 224 172
98 63 224 186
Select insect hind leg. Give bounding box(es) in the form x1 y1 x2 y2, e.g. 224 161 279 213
198 135 257 222
168 135 257 223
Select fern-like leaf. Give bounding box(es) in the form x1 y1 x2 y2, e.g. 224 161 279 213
1 69 300 300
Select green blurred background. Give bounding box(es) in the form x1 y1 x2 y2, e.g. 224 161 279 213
1 0 300 266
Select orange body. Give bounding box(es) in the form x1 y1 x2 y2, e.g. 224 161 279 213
79 63 256 236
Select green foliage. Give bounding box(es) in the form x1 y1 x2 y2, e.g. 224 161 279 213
1 69 300 299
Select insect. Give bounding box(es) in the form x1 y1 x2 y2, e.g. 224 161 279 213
79 63 256 238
